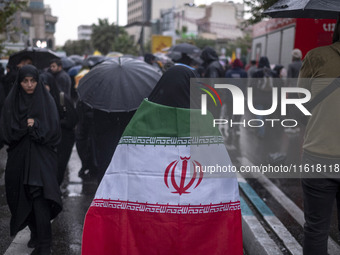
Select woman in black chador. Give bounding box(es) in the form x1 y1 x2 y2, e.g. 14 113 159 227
40 72 78 185
0 65 62 255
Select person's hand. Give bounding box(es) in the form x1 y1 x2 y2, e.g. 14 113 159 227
27 118 34 127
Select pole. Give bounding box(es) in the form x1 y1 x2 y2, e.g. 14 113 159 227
172 0 176 45
117 0 119 26
116 0 119 38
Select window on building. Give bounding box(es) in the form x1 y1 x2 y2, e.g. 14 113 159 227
21 18 31 31
29 1 44 9
45 22 55 33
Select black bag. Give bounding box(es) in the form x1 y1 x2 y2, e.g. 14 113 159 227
290 106 309 126
291 77 340 126
60 92 78 130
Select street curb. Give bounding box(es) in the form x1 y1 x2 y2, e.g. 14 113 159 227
239 174 284 255
4 227 32 255
244 163 340 255
239 180 302 255
241 196 284 255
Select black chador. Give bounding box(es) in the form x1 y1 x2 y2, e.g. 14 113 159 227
0 65 62 254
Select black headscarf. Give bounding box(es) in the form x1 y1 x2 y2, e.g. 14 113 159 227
40 71 63 117
200 46 219 65
148 65 200 109
1 65 60 146
258 56 271 68
332 15 340 43
144 53 155 65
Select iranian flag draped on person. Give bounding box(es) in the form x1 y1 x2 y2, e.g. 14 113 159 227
81 65 243 255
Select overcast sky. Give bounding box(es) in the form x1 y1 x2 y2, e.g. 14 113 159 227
44 0 243 46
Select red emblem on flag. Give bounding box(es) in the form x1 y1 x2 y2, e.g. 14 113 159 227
164 156 203 195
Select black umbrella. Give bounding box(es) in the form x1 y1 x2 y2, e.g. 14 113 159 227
169 43 200 54
77 57 162 112
68 55 84 65
8 47 60 70
166 51 182 62
121 54 138 59
263 0 340 19
83 55 108 68
61 57 76 70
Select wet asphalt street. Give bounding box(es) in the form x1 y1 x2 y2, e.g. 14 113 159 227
224 112 340 248
0 146 98 255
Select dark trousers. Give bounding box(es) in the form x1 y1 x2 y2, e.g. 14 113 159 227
57 128 75 185
28 196 52 250
93 110 135 184
301 151 340 255
75 114 97 175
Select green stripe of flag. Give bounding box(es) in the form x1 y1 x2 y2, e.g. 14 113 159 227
122 99 221 138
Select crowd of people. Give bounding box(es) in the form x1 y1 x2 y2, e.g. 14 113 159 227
0 28 338 253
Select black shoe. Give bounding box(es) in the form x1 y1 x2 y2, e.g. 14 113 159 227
27 235 38 248
78 168 90 178
30 246 51 255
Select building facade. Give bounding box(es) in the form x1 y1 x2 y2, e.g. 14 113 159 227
2 0 58 53
126 0 188 45
126 1 245 48
196 2 244 40
127 0 152 24
78 25 92 41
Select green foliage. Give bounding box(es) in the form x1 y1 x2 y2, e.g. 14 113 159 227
112 33 138 55
144 40 152 54
224 33 252 57
192 38 216 49
62 39 93 56
0 0 28 55
243 0 278 26
90 18 138 56
91 18 119 55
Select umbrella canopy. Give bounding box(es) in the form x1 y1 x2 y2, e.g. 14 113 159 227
77 57 162 112
166 51 182 62
168 43 200 54
68 65 82 77
263 0 340 19
121 54 138 59
61 57 76 70
83 55 107 68
8 47 60 70
69 55 84 65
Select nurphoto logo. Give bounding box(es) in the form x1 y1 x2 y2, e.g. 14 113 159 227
194 78 313 128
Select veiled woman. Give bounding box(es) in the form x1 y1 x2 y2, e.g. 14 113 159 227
40 71 78 185
0 65 62 255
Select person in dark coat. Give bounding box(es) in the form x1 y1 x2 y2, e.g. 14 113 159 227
75 100 97 179
148 64 200 109
49 58 72 97
0 76 5 149
250 56 277 138
144 53 163 74
200 46 224 118
0 65 62 255
251 56 277 105
93 110 135 184
200 46 224 78
224 59 248 137
40 72 78 185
